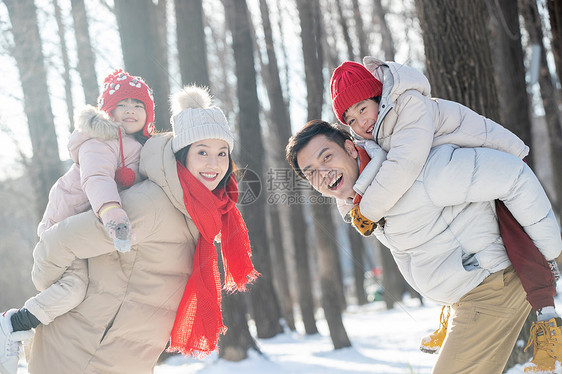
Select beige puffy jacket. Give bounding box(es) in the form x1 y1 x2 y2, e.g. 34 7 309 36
28 133 198 374
353 57 529 222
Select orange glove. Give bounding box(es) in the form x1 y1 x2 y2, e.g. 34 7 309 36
349 205 377 236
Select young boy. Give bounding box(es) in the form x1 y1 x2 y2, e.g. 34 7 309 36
286 120 562 373
329 58 560 372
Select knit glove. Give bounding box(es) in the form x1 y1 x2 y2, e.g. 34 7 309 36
100 205 132 253
548 259 560 282
349 205 377 237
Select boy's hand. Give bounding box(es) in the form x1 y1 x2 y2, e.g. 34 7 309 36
548 259 560 282
349 205 377 236
100 205 132 253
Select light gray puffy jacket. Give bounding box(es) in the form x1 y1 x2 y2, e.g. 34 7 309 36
344 143 561 305
353 57 529 222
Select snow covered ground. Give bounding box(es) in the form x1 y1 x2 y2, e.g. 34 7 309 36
18 290 559 374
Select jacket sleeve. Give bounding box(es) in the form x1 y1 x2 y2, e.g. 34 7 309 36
79 139 122 215
31 210 115 291
359 91 435 221
425 145 562 261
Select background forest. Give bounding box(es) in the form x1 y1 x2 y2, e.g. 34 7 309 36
0 0 561 371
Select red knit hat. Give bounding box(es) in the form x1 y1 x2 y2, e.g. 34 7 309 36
330 61 383 125
97 69 155 138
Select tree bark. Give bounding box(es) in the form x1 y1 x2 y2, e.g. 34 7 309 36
54 0 75 132
351 0 368 59
222 0 283 339
372 0 395 60
297 0 351 350
547 0 562 86
415 0 500 121
258 0 298 331
520 0 562 210
114 0 171 131
175 0 210 87
217 245 260 361
70 0 99 106
487 0 534 167
4 0 62 217
335 0 354 60
348 226 368 305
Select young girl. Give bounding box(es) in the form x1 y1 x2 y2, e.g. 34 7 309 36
24 85 257 372
0 69 155 374
330 58 560 372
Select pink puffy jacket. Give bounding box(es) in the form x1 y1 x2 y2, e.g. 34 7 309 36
37 106 143 236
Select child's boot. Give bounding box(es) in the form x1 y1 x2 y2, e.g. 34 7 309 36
524 317 562 373
419 306 450 354
0 309 35 374
0 309 20 374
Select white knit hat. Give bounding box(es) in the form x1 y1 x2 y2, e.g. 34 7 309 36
170 85 234 153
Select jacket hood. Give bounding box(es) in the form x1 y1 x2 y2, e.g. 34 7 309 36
139 133 188 217
68 105 122 161
363 56 431 101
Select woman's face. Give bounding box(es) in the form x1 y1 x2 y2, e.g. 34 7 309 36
185 139 230 191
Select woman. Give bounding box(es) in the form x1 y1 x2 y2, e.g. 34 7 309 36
25 86 258 373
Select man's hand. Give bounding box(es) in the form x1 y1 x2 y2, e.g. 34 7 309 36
349 205 377 236
100 205 132 253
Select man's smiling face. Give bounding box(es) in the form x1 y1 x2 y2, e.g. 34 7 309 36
296 134 360 200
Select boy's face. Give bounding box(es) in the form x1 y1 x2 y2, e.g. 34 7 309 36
344 99 379 140
296 134 360 200
112 98 147 135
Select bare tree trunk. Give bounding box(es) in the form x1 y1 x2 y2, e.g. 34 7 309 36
415 0 500 121
487 0 534 167
217 245 260 361
351 0 368 59
257 0 298 331
4 0 62 217
54 0 75 132
372 0 396 60
70 0 99 106
348 226 368 305
175 0 210 87
520 0 562 210
222 0 283 339
297 0 351 350
335 0 355 60
114 0 170 131
547 0 562 86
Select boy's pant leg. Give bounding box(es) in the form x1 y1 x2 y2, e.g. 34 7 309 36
24 259 88 325
432 266 530 374
496 200 556 310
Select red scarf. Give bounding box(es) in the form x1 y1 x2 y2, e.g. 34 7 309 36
169 161 260 357
353 146 371 205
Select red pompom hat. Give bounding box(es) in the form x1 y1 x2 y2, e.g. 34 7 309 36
97 69 156 138
98 69 155 188
330 61 383 125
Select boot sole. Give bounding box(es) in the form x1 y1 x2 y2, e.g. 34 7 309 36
419 346 440 355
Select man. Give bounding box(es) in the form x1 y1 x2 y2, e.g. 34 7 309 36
285 120 562 374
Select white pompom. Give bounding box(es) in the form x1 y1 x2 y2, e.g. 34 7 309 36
171 85 212 115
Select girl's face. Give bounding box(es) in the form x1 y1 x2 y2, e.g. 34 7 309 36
185 139 230 191
112 98 147 135
343 99 379 140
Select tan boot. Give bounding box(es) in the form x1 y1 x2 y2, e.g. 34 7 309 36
419 306 450 354
524 317 562 373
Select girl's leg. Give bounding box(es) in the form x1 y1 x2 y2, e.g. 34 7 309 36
23 259 88 326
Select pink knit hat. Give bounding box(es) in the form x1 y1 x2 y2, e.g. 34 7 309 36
97 69 155 138
330 61 383 125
